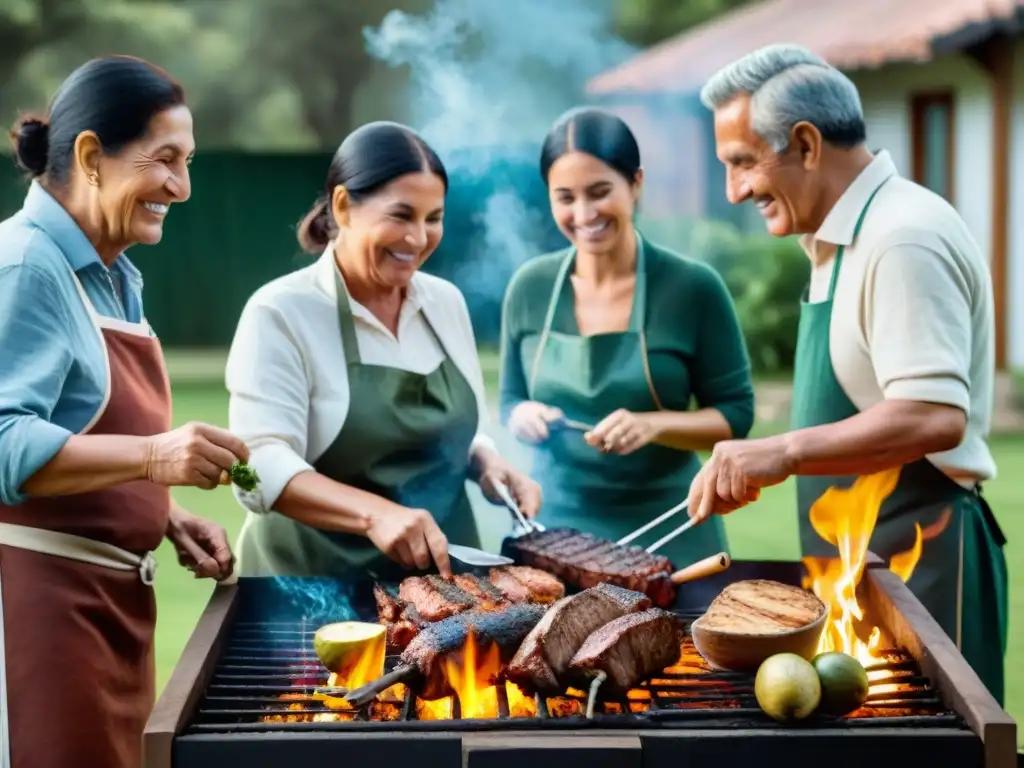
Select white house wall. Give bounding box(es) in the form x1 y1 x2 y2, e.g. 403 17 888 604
1009 38 1024 370
849 54 1021 366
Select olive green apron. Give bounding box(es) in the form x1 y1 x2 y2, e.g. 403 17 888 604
791 182 1008 704
520 235 727 568
238 271 481 582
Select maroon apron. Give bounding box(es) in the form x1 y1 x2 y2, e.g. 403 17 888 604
0 272 171 768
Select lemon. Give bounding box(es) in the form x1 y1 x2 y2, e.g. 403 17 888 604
313 621 387 680
812 652 870 716
754 652 822 723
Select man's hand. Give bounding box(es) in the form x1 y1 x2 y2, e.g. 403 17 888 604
166 503 235 580
686 437 795 522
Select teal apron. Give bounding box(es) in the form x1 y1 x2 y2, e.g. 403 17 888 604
521 235 727 568
237 270 481 581
791 182 1009 704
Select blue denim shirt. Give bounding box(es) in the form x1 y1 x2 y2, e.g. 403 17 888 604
0 182 147 505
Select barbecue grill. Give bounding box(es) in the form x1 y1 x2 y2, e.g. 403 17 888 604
144 559 1017 768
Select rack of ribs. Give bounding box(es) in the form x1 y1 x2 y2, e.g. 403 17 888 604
505 528 678 607
374 567 564 651
345 603 548 705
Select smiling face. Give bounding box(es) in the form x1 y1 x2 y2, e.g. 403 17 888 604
90 104 194 247
547 151 640 255
713 94 822 237
334 170 445 290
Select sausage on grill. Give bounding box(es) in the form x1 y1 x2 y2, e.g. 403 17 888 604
505 583 651 695
345 603 548 705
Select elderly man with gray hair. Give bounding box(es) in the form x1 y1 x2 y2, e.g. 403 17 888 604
684 43 1007 702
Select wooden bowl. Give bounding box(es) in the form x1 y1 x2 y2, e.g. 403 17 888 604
689 581 828 672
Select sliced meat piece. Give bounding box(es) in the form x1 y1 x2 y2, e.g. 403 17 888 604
506 583 651 695
488 568 533 602
453 574 507 609
398 575 476 621
569 608 686 692
490 565 565 603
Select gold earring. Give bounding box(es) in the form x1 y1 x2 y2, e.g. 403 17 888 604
88 172 98 186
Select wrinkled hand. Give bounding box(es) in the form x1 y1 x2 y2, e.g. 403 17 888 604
366 501 452 578
686 437 795 523
585 409 657 455
476 451 543 519
166 504 235 580
145 422 249 490
507 401 563 444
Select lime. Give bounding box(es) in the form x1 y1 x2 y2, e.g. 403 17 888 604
812 652 870 716
755 652 822 723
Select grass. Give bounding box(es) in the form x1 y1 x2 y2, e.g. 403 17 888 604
157 351 1024 745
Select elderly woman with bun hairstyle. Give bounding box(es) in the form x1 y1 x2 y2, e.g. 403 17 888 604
226 121 541 581
499 107 755 566
0 57 249 768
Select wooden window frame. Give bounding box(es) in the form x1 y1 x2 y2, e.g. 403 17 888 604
909 91 956 203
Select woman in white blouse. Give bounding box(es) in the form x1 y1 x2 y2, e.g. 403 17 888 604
226 121 541 581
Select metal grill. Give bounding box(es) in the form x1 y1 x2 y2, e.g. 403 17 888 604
185 609 968 734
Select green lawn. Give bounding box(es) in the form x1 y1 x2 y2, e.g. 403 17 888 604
157 358 1024 744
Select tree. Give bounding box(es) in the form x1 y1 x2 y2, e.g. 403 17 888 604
613 0 758 48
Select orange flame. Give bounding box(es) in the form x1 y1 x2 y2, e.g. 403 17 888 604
801 469 952 668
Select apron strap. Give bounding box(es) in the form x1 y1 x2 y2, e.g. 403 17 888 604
0 523 157 585
333 269 363 366
827 179 889 301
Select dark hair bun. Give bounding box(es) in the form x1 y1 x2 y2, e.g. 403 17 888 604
297 198 332 254
11 116 50 176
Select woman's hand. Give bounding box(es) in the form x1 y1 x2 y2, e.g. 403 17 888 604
474 450 543 519
144 422 249 490
166 503 235 580
365 500 452 578
685 437 793 522
507 401 563 444
585 409 657 455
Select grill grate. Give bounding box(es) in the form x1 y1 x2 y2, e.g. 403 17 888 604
185 609 967 734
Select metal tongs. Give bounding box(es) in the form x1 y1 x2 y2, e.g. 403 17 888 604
494 481 545 536
616 498 697 553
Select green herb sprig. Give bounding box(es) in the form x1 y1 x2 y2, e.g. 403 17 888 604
229 462 260 492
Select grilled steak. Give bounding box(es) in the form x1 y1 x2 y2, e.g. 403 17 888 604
507 527 677 607
506 583 651 695
402 603 547 699
569 608 686 692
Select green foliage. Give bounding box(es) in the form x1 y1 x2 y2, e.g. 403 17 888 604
642 216 809 375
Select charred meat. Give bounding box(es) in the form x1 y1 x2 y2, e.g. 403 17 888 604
506 527 677 607
345 603 547 705
506 583 651 695
569 608 686 693
376 568 566 651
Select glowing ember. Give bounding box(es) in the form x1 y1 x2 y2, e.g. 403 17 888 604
802 468 952 669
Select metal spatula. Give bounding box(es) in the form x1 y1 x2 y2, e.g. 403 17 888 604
447 543 513 567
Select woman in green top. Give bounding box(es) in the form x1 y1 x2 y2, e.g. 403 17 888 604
499 107 755 567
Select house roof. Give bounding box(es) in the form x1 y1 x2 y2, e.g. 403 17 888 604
587 0 1024 95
